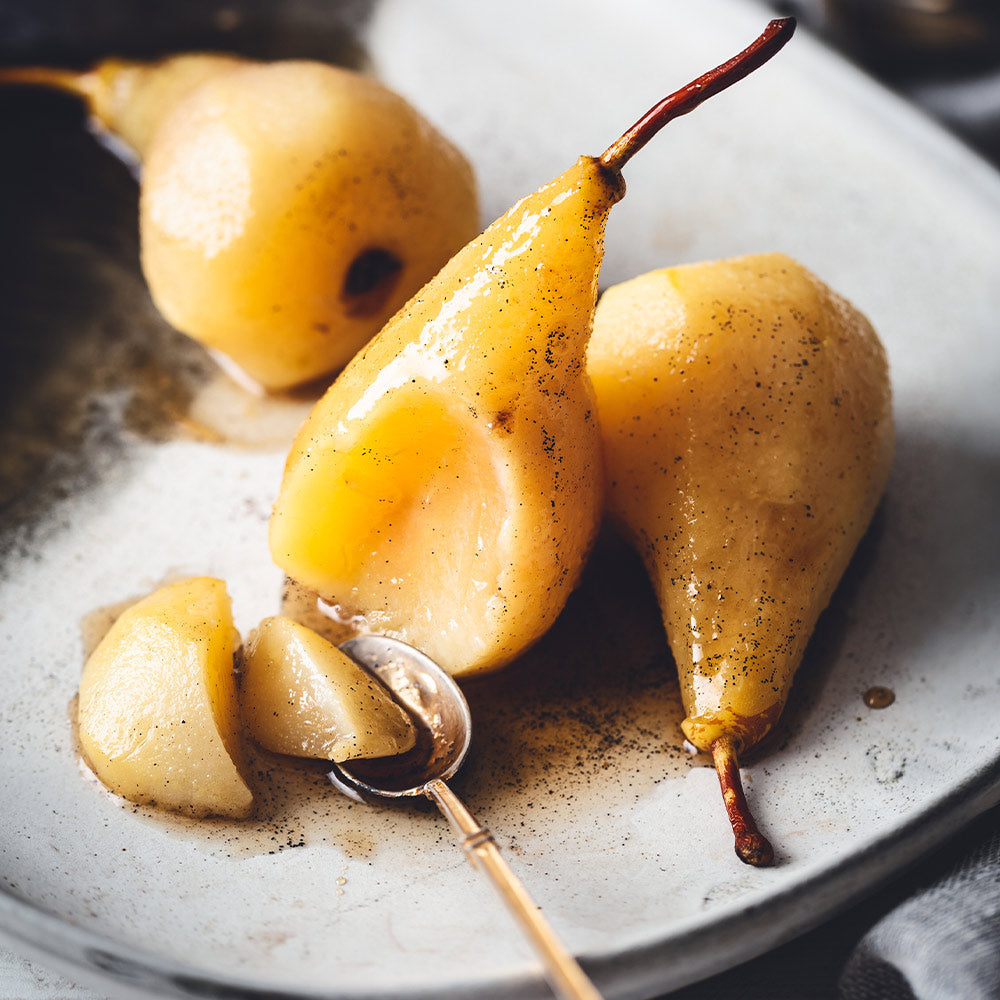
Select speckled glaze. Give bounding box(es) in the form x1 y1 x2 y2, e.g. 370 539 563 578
1 2 1000 999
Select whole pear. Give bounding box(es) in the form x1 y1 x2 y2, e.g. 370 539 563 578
1 55 479 391
587 253 894 863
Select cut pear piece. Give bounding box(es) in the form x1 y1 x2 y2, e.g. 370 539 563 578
587 253 894 863
269 20 796 677
77 577 252 818
240 616 416 762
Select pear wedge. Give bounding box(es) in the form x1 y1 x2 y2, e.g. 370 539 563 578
0 55 479 390
77 577 252 818
587 253 894 864
240 616 416 762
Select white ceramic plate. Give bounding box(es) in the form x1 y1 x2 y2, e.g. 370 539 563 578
2 1 1000 998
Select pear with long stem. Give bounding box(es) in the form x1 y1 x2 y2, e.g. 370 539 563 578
270 21 796 686
588 253 893 866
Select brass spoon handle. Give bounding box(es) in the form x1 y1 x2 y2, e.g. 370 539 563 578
424 778 603 1000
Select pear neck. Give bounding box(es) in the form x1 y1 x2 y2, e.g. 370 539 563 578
584 154 627 208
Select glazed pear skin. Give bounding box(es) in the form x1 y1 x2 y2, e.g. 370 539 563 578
77 578 253 818
269 157 624 676
587 254 893 753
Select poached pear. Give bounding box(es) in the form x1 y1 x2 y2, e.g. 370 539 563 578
269 21 796 677
0 54 479 391
587 254 894 864
77 577 253 818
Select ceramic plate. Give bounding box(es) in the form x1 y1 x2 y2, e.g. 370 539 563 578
2 1 999 998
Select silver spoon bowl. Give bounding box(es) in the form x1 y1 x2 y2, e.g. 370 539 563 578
330 633 602 1000
329 634 470 798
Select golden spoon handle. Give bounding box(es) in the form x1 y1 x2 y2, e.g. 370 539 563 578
424 778 603 1000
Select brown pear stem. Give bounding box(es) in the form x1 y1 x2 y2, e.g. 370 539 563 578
0 65 97 102
600 16 795 173
711 736 774 867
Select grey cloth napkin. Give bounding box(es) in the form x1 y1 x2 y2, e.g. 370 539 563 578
839 824 1000 1000
661 810 1000 1000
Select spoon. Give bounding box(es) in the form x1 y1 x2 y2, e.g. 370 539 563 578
329 633 603 1000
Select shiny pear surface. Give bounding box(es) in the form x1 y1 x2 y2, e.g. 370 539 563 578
270 156 624 676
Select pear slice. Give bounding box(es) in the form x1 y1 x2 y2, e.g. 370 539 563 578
587 253 894 863
77 577 253 818
269 20 796 677
240 616 416 762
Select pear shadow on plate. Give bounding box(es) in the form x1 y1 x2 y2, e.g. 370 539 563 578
458 529 700 829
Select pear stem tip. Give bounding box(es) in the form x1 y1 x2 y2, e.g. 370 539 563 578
599 15 796 174
735 831 775 868
711 736 774 868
